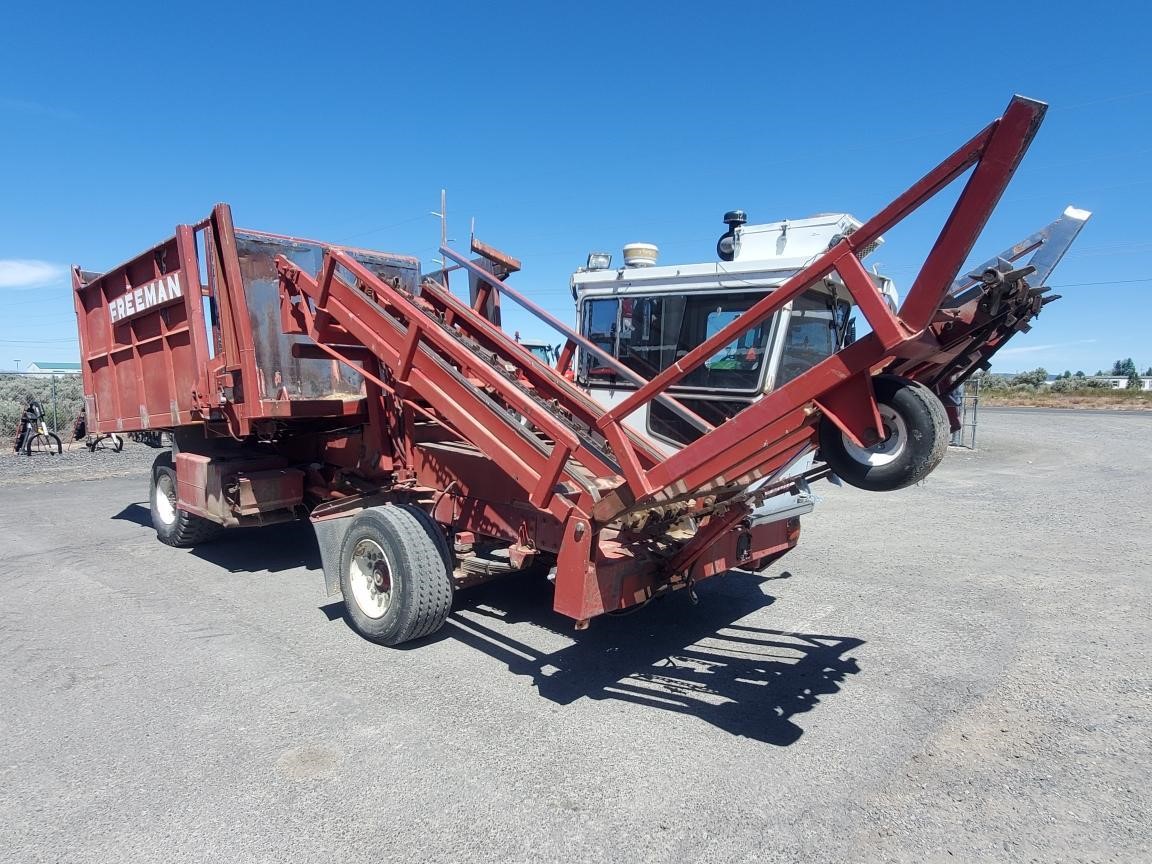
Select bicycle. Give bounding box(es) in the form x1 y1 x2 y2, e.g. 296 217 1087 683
14 401 62 456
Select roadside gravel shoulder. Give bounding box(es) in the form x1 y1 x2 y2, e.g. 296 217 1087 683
0 439 157 486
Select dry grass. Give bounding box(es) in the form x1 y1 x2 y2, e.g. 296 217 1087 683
981 389 1152 410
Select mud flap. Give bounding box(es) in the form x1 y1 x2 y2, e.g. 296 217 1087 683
311 515 353 596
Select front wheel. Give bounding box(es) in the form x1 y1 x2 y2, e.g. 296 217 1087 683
338 505 453 646
818 375 949 492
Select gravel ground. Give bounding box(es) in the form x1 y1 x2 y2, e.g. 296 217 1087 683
0 437 159 486
0 408 1147 863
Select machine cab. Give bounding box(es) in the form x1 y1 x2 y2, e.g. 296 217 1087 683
571 212 898 452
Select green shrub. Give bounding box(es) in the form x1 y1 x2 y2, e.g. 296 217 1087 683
1010 368 1049 387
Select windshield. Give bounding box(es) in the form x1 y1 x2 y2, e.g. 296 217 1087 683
524 343 556 364
580 292 775 393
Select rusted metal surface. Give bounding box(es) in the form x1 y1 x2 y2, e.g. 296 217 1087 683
73 204 418 438
72 234 205 433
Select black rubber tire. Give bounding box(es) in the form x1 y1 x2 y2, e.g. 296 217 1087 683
150 452 223 547
110 434 124 453
24 432 62 456
818 374 949 492
338 505 454 646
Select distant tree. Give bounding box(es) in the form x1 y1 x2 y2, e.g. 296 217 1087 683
1062 370 1072 379
1127 371 1144 390
977 371 1008 391
1145 367 1152 376
1111 358 1136 376
1074 370 1085 378
1010 367 1048 388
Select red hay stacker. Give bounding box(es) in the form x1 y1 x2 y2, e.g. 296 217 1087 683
72 96 1086 645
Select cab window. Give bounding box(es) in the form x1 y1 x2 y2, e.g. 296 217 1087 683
579 292 773 392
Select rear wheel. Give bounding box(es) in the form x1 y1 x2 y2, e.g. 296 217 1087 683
338 505 453 646
150 452 223 546
819 374 949 491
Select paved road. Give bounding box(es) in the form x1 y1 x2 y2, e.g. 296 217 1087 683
1 411 1148 863
983 405 1152 418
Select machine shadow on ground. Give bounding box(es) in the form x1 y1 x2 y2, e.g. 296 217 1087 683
111 502 153 529
438 571 864 746
115 502 861 744
112 503 323 573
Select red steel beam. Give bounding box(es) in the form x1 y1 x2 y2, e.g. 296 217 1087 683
278 256 606 522
322 250 626 484
595 98 1041 437
440 248 715 437
417 278 666 470
617 338 883 519
898 97 1046 331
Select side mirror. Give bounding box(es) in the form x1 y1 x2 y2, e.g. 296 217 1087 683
844 317 857 346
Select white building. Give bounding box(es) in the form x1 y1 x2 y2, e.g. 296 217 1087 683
1088 376 1152 391
22 361 82 377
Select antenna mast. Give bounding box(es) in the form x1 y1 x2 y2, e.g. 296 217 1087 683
431 189 447 272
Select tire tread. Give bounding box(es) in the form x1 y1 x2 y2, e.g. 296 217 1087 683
150 452 223 547
378 506 454 642
819 374 950 491
339 505 453 646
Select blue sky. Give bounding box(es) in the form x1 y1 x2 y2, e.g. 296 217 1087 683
2 0 1149 375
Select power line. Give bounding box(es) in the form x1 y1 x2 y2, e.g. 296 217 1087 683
1049 277 1152 288
0 338 78 344
1062 88 1152 110
339 213 434 243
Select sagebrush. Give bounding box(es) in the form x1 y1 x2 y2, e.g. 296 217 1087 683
0 374 85 439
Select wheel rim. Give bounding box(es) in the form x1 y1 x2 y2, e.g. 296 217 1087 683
348 538 393 619
154 473 178 525
841 404 907 467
